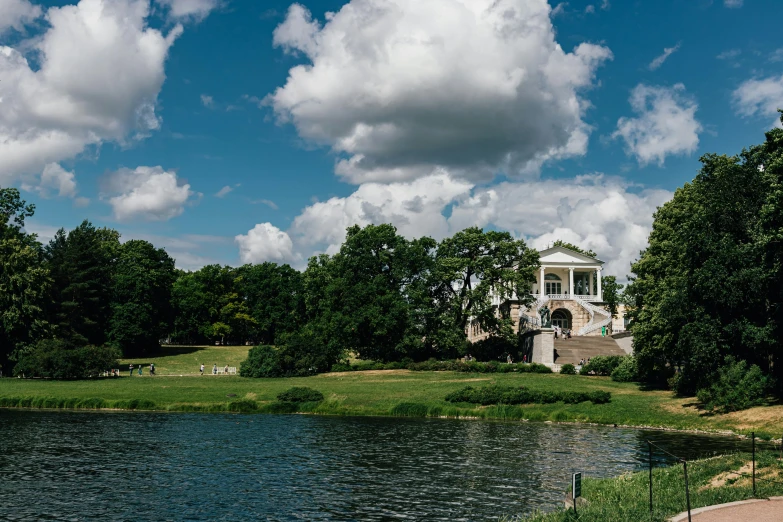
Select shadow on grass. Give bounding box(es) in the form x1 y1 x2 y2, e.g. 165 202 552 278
154 345 211 356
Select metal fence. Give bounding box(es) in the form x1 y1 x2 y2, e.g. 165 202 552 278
645 433 783 521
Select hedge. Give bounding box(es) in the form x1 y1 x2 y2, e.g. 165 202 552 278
445 385 611 405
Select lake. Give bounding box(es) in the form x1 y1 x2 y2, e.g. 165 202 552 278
0 410 758 521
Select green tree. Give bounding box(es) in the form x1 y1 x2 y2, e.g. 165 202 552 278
170 265 256 345
552 240 597 258
236 262 305 345
170 269 212 344
108 240 176 356
601 275 623 317
0 236 51 374
303 224 436 362
627 125 778 393
0 187 35 241
45 221 120 346
431 227 538 353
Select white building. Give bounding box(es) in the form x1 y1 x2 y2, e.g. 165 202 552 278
468 245 613 341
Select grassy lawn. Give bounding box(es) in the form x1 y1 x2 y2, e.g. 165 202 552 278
1 345 782 439
118 344 251 375
509 451 783 522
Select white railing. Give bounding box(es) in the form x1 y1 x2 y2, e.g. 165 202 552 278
520 294 549 329
532 293 603 302
573 295 612 336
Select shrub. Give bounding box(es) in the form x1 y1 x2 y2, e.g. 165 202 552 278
330 362 353 372
240 345 282 377
611 356 638 382
241 326 343 378
444 385 610 405
13 340 120 380
390 402 429 417
262 402 300 414
560 363 576 375
407 360 552 374
277 386 324 403
227 399 259 412
579 355 625 376
696 357 771 413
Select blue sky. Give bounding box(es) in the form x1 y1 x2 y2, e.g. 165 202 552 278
2 0 782 277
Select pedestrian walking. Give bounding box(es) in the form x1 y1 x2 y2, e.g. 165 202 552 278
129 364 134 377
200 363 205 376
138 365 142 376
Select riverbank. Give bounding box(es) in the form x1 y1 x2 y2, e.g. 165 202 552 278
509 451 783 522
1 365 782 439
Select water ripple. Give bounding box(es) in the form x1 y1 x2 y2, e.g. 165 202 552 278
0 411 758 521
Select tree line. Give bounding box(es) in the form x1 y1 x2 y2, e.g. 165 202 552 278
1 198 554 377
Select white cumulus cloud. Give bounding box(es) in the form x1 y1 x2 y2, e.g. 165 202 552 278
289 172 473 254
267 0 612 183
613 84 702 166
448 174 672 279
102 166 199 221
156 0 220 20
240 171 671 280
733 74 783 128
0 0 42 34
21 163 79 200
0 0 183 188
235 223 298 264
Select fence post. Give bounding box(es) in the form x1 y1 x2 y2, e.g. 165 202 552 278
752 431 756 497
683 460 692 522
648 441 653 517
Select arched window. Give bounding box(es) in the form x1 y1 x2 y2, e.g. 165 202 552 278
544 273 562 295
552 309 572 329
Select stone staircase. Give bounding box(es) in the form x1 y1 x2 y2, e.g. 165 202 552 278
553 335 626 366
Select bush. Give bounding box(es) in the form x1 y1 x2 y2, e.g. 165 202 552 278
445 385 611 405
276 386 325 403
696 357 771 413
262 402 300 414
241 326 344 378
13 340 120 380
407 360 552 374
390 402 429 417
579 355 626 376
330 362 353 372
611 356 638 382
560 363 576 375
239 345 282 377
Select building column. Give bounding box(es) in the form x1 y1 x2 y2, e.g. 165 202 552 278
588 271 594 296
568 267 574 297
539 266 545 297
597 268 603 301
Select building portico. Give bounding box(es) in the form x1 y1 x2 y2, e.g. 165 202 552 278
532 247 604 302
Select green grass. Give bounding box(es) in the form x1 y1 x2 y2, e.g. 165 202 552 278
1 345 783 439
507 451 783 522
118 344 251 375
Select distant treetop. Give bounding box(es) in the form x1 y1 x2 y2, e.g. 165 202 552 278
551 240 597 259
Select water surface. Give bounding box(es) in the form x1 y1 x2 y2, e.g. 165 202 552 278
0 411 759 521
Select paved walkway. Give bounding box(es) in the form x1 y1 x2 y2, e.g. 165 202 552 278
670 497 783 521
